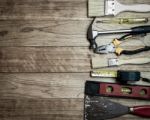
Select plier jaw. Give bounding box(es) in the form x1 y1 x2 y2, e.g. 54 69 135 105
94 43 116 54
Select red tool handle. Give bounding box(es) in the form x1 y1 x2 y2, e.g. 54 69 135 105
131 105 150 117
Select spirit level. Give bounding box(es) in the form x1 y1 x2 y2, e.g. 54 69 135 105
85 81 150 100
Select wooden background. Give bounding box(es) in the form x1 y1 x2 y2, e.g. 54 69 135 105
0 0 149 120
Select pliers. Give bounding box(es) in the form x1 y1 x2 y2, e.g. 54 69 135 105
95 34 150 56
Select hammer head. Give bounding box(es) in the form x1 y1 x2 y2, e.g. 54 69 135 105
87 18 98 49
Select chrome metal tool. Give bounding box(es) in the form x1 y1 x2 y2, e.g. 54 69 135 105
87 25 150 50
85 96 150 120
95 34 150 55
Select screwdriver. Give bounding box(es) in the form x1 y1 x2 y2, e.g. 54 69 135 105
96 18 149 24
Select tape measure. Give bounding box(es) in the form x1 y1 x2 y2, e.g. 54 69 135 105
91 70 147 84
117 70 140 83
91 70 117 77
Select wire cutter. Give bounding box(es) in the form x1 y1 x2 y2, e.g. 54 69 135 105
95 34 150 56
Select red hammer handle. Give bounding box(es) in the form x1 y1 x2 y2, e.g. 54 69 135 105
131 105 150 117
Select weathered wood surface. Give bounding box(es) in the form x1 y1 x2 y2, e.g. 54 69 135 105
0 47 149 72
0 98 84 120
0 19 150 47
0 0 149 120
0 73 149 99
0 20 90 46
0 73 149 119
0 0 87 20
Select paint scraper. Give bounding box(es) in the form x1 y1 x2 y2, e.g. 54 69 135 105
84 96 150 120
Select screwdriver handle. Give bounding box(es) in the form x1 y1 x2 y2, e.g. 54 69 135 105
131 25 150 34
131 105 150 117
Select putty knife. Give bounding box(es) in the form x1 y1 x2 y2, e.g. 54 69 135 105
84 96 150 120
88 0 150 17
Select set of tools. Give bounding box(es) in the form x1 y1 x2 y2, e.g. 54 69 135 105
85 0 150 120
88 24 150 53
91 70 150 84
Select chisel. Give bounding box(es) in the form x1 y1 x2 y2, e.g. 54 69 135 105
92 57 150 68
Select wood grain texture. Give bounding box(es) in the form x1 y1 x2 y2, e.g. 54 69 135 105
1 19 150 47
0 73 87 98
0 98 83 120
0 73 149 120
0 0 149 120
0 47 90 72
0 47 149 72
0 73 149 99
0 20 90 46
0 0 87 20
0 97 149 120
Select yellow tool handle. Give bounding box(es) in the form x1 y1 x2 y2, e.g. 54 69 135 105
91 70 117 77
118 18 148 24
97 18 149 24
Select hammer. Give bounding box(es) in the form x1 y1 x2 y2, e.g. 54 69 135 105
87 22 150 49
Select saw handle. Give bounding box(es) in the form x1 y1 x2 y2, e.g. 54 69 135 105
131 105 150 117
131 25 150 34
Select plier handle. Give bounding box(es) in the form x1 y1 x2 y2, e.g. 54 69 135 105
95 34 150 55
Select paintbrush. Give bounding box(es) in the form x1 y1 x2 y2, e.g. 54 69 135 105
88 0 150 17
85 96 150 120
92 57 150 68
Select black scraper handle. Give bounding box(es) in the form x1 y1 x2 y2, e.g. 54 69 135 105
131 105 150 117
131 25 150 34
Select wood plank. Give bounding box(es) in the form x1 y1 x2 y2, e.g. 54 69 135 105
0 0 87 20
0 73 149 120
0 47 149 72
0 97 149 120
0 20 90 47
0 73 87 98
0 47 90 73
0 19 149 47
0 73 149 99
0 98 83 120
